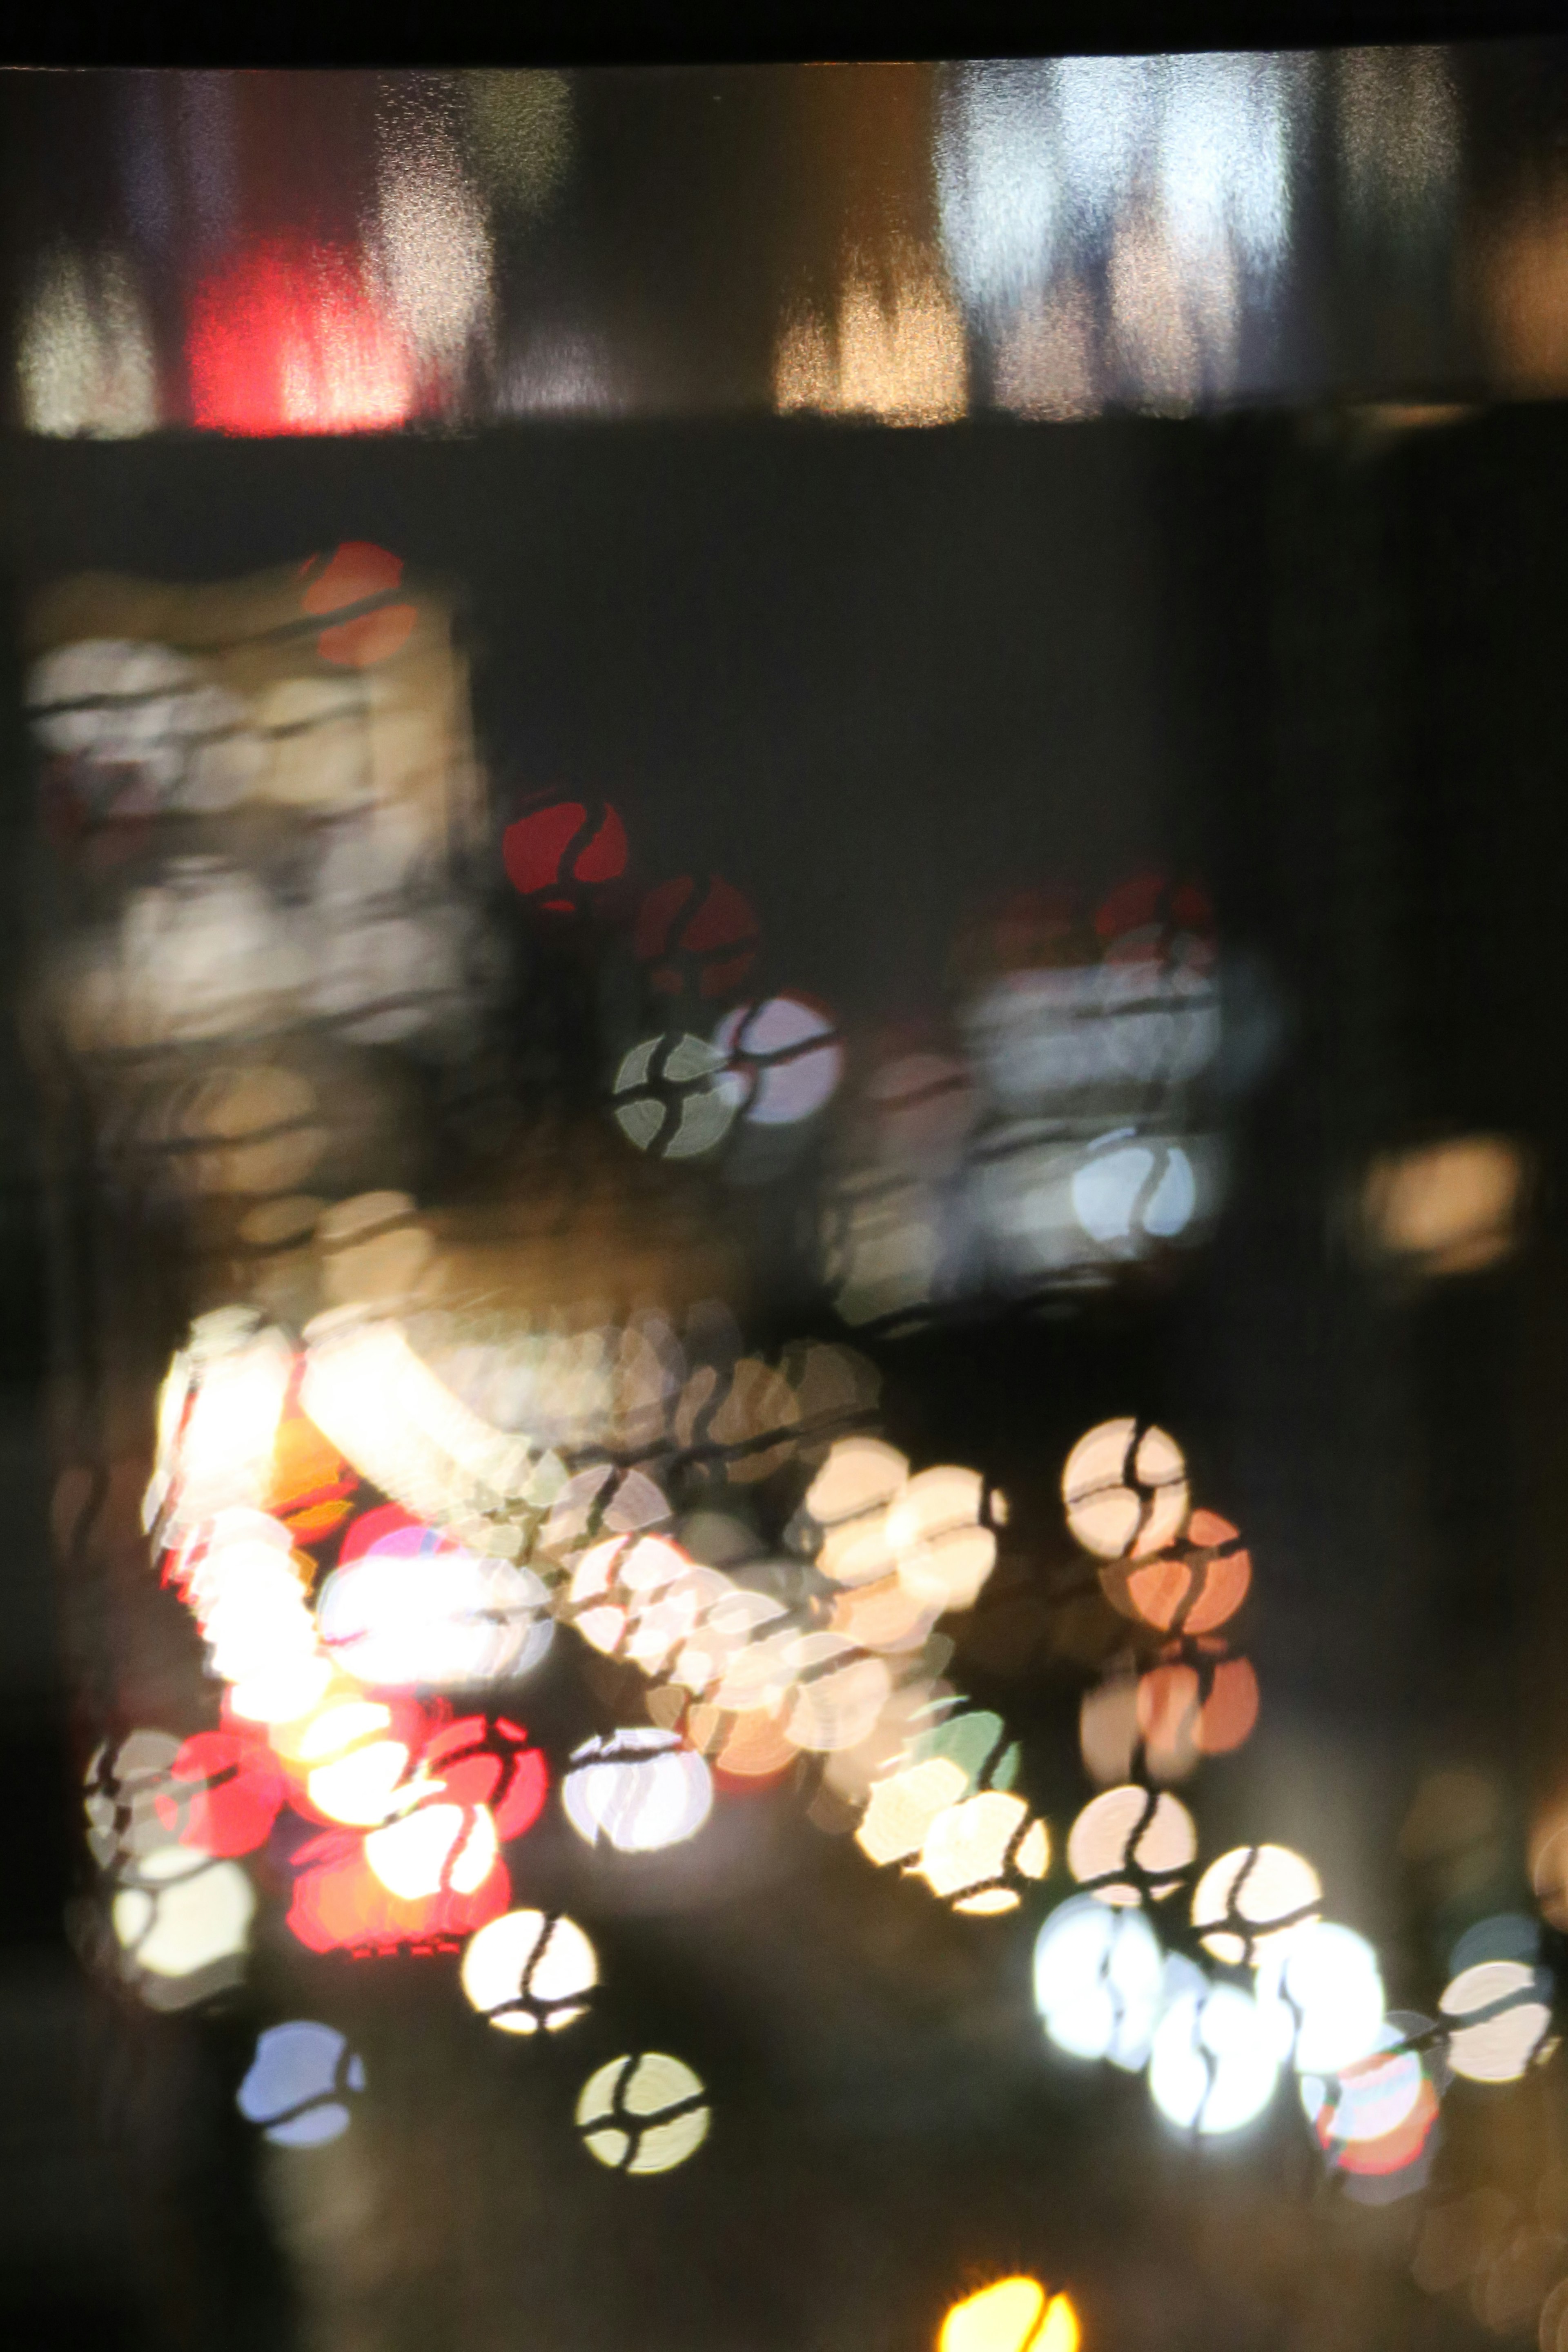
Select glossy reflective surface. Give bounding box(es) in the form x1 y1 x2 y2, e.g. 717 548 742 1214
5 51 1568 435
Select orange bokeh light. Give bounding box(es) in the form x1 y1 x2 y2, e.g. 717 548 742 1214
1138 1650 1258 1771
287 1821 508 1955
267 1405 356 1543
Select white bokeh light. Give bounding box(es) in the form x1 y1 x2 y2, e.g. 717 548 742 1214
461 1909 598 2034
1033 1893 1169 2069
1149 1980 1280 2135
319 1539 553 1688
1257 1920 1386 2075
562 1729 713 1854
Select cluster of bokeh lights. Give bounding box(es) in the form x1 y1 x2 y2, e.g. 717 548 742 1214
37 535 1561 2337
100 1335 1563 2233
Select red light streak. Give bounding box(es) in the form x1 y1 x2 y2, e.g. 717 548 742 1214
188 238 415 437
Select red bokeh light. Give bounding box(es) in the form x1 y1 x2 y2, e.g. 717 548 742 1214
633 874 760 999
296 543 417 666
420 1715 548 1842
157 1728 286 1858
286 1823 510 1955
502 800 629 911
187 238 416 437
1107 1510 1252 1637
299 544 405 614
1137 1645 1259 1771
339 1502 436 1563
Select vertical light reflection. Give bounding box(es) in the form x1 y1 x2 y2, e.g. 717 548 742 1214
176 69 239 254
1333 48 1461 385
1474 179 1568 391
463 71 588 419
774 64 967 426
991 284 1096 421
18 245 160 437
936 54 1299 414
775 252 967 425
465 70 574 216
1156 55 1291 276
1053 53 1158 251
118 69 176 262
188 239 415 435
1336 47 1458 245
373 75 497 412
1469 48 1568 404
1107 202 1243 408
500 333 624 418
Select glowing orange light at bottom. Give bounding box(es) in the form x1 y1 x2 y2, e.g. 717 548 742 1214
939 2278 1079 2352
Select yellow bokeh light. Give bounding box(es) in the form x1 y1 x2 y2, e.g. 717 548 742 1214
804 1435 909 1526
1361 1135 1525 1274
306 1738 413 1829
913 1791 1050 1909
939 2278 1079 2352
775 254 967 427
576 2051 710 2176
1036 2297 1079 2352
857 1756 970 1866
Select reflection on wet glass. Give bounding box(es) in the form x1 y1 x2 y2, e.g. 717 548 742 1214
820 878 1248 1328
775 249 967 425
373 80 496 408
937 56 1296 415
1477 172 1568 394
189 238 418 435
18 244 158 437
466 71 573 215
1336 48 1458 245
12 58 1568 429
